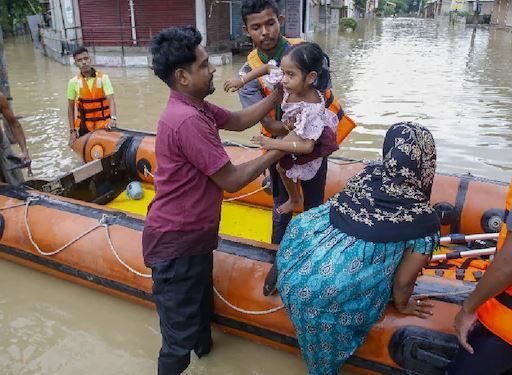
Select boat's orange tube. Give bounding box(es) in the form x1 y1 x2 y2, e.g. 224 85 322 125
0 185 474 374
73 129 509 236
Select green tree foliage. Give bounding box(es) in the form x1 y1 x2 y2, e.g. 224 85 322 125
340 17 358 30
393 0 408 12
0 0 42 34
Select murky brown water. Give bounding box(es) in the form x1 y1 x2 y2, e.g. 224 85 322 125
2 17 512 374
0 262 307 375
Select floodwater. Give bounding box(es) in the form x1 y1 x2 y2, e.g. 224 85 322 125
1 17 512 374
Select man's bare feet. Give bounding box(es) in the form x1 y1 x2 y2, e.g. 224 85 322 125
276 196 303 214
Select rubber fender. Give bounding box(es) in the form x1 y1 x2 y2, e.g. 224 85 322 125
0 213 4 240
389 326 459 375
481 208 505 233
123 135 143 179
433 202 456 226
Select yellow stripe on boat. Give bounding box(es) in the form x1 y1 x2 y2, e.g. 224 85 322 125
106 183 272 243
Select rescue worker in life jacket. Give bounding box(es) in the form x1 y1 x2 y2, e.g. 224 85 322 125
238 0 355 295
67 47 117 144
447 179 512 374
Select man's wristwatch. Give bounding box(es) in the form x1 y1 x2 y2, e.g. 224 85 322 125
111 115 117 121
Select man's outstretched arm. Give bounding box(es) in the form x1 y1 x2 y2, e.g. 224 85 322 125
454 231 512 353
0 95 29 160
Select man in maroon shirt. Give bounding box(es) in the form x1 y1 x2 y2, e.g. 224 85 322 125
145 26 288 375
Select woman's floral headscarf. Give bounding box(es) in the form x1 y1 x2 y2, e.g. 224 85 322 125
329 122 440 248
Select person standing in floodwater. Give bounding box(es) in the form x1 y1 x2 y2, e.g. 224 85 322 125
67 47 118 144
143 26 297 375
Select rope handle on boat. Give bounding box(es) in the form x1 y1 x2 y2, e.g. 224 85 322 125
213 287 285 315
224 138 367 166
142 165 271 202
102 224 152 278
22 196 152 278
222 139 256 150
20 197 285 313
13 197 483 314
223 183 271 202
0 201 27 211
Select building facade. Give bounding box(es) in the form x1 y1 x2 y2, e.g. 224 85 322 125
39 0 232 65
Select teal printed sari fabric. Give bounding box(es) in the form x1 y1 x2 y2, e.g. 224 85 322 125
277 203 438 375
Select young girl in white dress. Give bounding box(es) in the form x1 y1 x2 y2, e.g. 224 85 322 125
224 42 338 214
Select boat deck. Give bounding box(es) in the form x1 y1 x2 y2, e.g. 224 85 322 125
106 183 274 243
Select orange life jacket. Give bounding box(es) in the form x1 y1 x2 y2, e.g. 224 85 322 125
477 180 512 345
423 256 489 282
246 38 356 144
74 70 111 133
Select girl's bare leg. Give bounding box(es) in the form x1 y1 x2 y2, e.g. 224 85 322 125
276 165 303 214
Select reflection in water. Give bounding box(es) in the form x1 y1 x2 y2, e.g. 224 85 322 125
2 17 512 374
315 18 512 178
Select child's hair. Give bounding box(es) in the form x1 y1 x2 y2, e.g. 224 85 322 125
241 0 280 24
283 42 331 92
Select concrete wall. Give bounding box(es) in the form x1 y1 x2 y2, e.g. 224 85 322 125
48 0 81 42
465 1 494 15
40 28 72 64
504 0 512 26
491 0 512 26
40 42 231 68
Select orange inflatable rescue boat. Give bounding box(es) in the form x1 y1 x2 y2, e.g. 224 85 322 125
0 128 507 375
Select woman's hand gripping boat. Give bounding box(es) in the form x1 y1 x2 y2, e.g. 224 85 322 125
0 128 508 375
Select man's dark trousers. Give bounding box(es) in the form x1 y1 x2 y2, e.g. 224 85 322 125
150 252 213 375
446 322 512 375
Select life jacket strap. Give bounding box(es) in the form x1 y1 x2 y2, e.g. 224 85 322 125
495 291 512 309
80 115 111 122
79 97 107 104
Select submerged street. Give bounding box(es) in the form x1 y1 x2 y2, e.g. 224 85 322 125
1 17 511 374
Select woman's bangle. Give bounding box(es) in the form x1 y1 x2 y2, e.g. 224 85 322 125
70 128 77 134
292 141 297 152
240 75 246 85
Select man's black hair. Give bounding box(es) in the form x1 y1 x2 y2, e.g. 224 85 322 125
241 0 280 24
72 46 89 58
150 26 202 88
